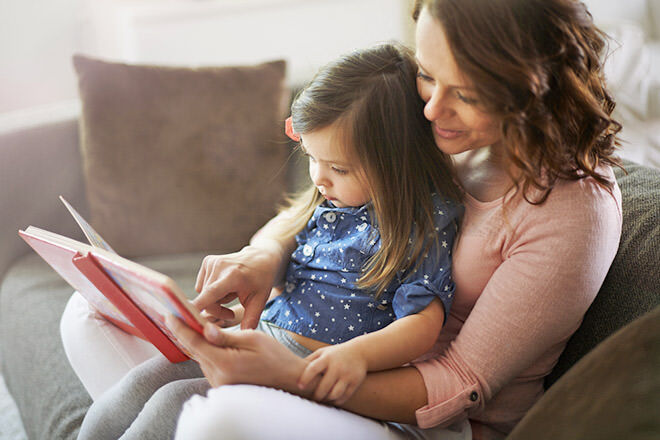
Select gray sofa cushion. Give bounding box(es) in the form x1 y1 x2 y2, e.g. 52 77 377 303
546 161 660 387
0 252 205 440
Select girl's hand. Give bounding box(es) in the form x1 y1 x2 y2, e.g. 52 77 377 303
193 244 282 330
298 344 368 405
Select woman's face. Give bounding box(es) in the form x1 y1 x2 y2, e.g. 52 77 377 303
415 7 502 156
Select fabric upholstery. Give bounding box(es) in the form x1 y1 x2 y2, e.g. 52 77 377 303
73 55 290 258
545 160 660 387
0 252 205 440
508 304 660 440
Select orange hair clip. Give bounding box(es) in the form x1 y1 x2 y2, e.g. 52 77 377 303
285 116 300 142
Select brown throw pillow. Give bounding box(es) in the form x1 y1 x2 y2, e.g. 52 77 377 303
73 55 290 257
507 305 660 440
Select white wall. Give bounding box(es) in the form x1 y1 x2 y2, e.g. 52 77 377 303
0 0 415 115
0 0 86 113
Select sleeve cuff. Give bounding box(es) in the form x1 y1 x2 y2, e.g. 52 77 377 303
413 357 481 429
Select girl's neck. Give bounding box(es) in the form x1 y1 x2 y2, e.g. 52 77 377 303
453 144 514 203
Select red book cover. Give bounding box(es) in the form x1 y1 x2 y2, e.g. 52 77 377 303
19 223 205 363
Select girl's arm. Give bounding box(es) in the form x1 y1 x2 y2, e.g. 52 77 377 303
297 298 444 404
193 210 297 329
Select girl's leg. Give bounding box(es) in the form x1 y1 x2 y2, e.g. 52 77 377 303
175 385 472 440
60 292 160 399
77 356 206 440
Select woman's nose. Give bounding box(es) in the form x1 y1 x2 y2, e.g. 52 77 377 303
424 89 454 122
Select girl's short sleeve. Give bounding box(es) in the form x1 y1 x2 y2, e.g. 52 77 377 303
392 198 462 321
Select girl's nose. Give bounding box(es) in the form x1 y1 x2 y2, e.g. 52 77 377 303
311 166 330 188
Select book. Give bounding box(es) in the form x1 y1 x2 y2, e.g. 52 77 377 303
19 197 206 363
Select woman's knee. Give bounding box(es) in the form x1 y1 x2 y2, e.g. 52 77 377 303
175 385 275 440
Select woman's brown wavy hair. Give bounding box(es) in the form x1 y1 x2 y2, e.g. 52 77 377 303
413 0 622 204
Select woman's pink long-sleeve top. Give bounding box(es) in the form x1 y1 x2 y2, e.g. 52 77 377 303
413 167 622 439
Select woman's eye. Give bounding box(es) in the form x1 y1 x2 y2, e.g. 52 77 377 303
332 167 348 175
416 71 433 82
456 91 478 105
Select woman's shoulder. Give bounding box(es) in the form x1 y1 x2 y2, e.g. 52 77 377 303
545 165 621 214
510 165 622 232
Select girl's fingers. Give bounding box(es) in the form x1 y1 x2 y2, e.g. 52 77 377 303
313 370 337 402
326 380 348 402
298 357 326 389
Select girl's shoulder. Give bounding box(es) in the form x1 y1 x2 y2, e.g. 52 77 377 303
430 192 464 216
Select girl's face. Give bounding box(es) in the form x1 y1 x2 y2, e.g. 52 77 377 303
415 7 502 155
301 122 370 208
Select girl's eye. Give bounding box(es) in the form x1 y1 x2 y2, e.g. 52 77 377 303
456 90 478 105
332 167 348 175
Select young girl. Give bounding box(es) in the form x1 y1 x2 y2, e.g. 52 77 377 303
77 42 462 439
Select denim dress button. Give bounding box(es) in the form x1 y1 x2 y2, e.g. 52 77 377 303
324 212 337 223
302 244 314 256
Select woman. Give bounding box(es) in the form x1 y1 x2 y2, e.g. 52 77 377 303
62 0 623 438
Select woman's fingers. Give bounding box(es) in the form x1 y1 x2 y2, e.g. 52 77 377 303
165 314 209 361
201 302 236 321
194 260 206 293
193 271 241 311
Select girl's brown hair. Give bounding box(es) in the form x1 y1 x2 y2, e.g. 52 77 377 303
413 0 622 204
282 42 461 297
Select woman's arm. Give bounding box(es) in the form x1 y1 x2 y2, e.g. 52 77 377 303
193 210 297 329
166 315 428 424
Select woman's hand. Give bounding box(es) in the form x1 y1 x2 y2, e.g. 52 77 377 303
194 243 284 330
298 344 368 405
166 315 312 392
201 303 244 328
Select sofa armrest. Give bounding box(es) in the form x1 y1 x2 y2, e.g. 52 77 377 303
0 101 88 280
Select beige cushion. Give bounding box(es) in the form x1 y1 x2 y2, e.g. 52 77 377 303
73 55 290 257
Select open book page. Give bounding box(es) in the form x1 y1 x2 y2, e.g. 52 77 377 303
59 196 116 253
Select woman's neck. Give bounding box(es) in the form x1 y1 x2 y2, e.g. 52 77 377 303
453 145 514 203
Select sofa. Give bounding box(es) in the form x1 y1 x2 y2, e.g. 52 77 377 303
0 55 659 440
